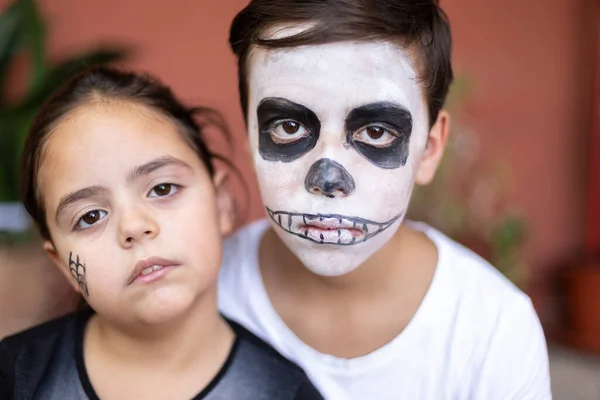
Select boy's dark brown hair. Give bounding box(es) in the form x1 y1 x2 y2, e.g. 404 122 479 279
229 0 453 127
20 66 234 241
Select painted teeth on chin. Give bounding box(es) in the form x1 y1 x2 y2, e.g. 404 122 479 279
271 211 297 233
366 223 380 234
283 214 300 233
304 228 323 243
337 229 356 244
266 206 404 246
267 209 399 244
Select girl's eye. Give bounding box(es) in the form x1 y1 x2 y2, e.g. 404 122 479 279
149 183 180 198
269 120 310 144
75 210 107 230
352 125 398 148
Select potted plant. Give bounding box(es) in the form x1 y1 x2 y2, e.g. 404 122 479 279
408 75 529 288
0 0 128 337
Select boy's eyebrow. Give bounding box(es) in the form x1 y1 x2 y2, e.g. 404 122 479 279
126 156 192 185
55 186 107 223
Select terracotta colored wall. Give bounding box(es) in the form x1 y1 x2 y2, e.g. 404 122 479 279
3 0 594 323
443 0 595 321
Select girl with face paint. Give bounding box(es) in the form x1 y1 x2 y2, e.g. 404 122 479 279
0 67 323 400
219 1 552 399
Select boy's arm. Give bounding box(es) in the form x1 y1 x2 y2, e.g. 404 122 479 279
472 296 552 399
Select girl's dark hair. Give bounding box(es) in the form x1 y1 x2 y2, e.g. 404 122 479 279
20 65 238 241
229 0 453 127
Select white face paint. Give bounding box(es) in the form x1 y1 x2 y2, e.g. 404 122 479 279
247 40 430 276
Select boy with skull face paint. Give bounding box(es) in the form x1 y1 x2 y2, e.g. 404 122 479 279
218 1 552 399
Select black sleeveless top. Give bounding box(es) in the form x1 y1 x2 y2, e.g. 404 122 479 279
0 308 323 400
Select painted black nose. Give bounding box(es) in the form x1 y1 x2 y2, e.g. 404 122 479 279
304 158 355 198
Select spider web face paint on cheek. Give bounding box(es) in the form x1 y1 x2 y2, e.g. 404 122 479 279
69 252 89 297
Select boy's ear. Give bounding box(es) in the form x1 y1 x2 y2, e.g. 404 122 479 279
415 110 450 185
43 241 82 294
213 170 236 237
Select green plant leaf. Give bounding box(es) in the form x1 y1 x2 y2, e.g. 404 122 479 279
0 117 19 201
21 47 129 109
0 0 27 105
20 0 47 89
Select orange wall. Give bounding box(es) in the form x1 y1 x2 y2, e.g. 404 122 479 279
3 0 595 322
444 0 595 320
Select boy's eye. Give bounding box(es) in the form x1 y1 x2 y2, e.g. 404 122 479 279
149 183 179 198
352 125 398 148
269 120 310 144
365 126 384 139
76 210 107 229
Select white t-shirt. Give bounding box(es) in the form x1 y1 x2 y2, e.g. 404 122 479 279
218 220 552 400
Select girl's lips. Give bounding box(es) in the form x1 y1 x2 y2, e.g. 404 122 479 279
132 265 176 284
128 256 179 285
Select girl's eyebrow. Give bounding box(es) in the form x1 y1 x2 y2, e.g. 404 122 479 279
55 156 192 223
55 185 107 223
126 156 192 185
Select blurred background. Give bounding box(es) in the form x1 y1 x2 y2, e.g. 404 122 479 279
0 0 598 397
